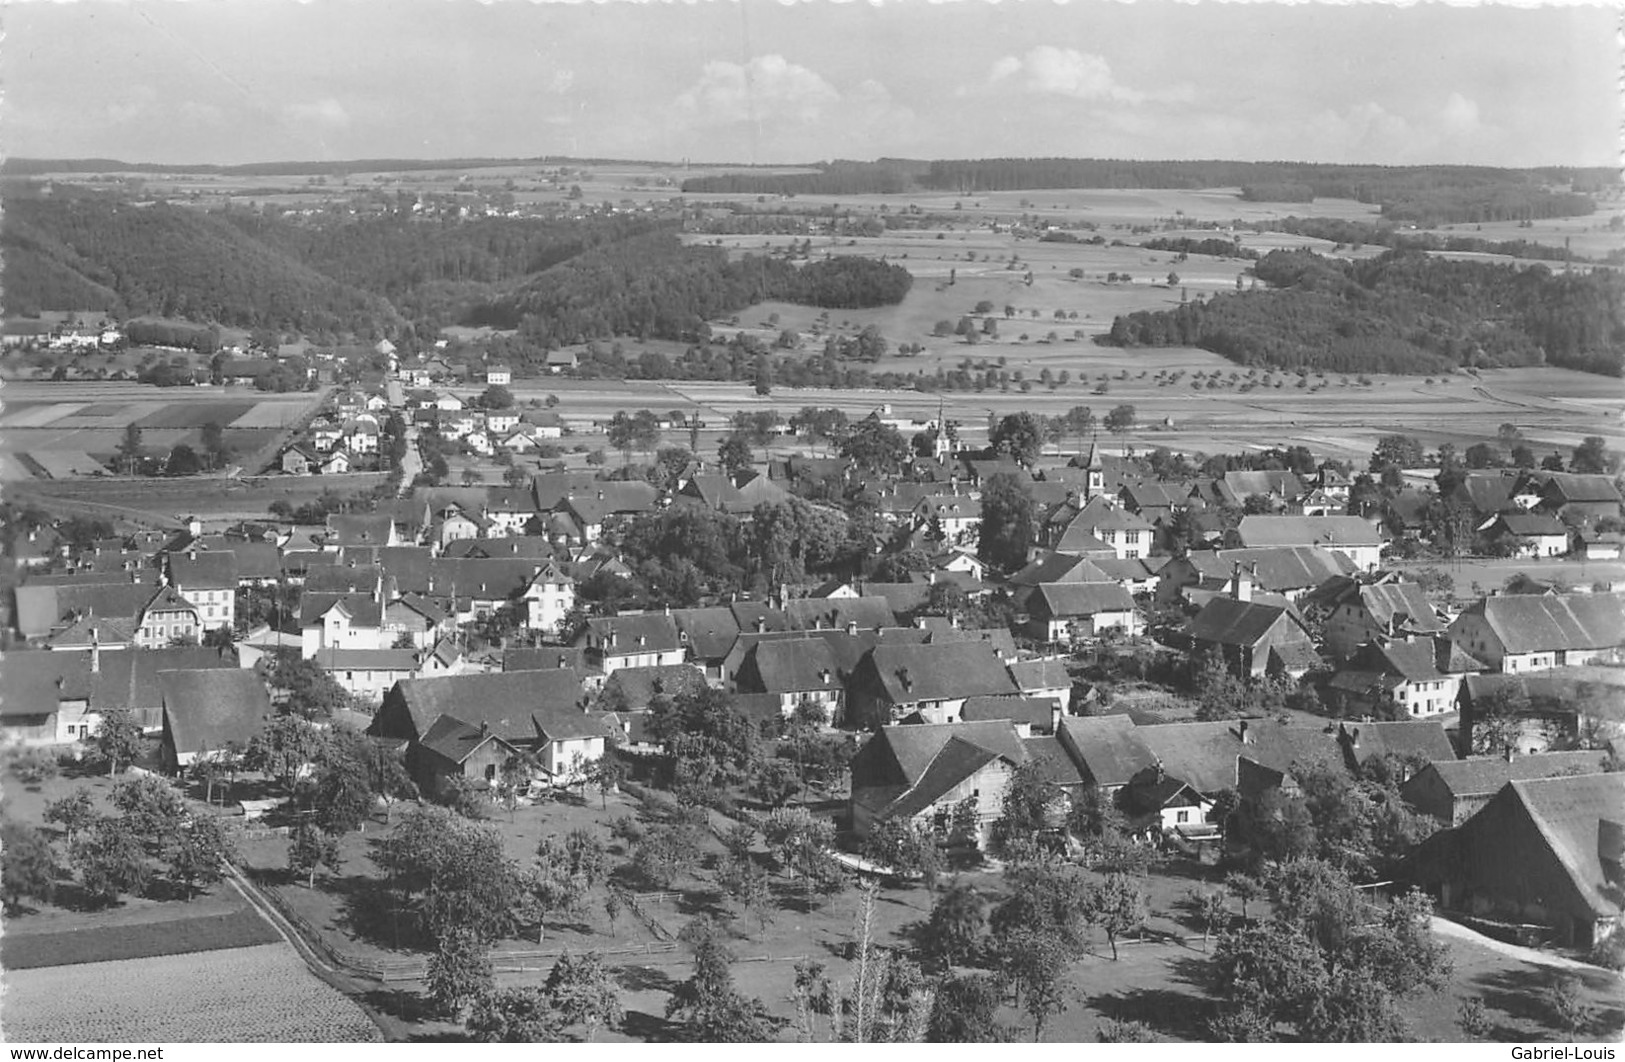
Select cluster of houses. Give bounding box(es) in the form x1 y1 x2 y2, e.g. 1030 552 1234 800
6 428 1625 952
278 386 392 476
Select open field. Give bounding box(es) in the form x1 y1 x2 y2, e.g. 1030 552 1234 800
0 382 322 481
1 941 382 1042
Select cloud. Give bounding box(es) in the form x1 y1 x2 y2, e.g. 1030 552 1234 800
985 46 1144 103
1440 92 1481 136
548 69 575 95
285 98 350 129
675 54 840 125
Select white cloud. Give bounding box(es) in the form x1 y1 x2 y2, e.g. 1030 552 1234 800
987 56 1022 84
986 46 1144 103
675 54 840 125
286 98 350 129
1440 92 1481 136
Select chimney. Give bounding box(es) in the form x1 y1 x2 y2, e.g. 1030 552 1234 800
755 617 767 633
479 720 489 738
1238 720 1251 745
820 668 831 685
898 667 913 691
1349 726 1360 748
90 628 100 674
1504 744 1516 763
1231 562 1253 603
846 620 858 635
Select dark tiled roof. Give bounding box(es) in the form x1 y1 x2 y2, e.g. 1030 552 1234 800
1008 657 1070 692
1237 515 1382 549
861 642 1019 704
1417 752 1609 800
1459 593 1625 654
961 696 1058 729
1031 582 1138 619
601 664 710 709
1057 714 1158 788
1186 596 1301 648
503 646 589 671
671 607 743 661
159 669 272 755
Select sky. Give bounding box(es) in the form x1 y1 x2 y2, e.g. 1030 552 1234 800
3 0 1619 169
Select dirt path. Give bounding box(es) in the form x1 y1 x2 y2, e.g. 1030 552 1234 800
1432 916 1614 975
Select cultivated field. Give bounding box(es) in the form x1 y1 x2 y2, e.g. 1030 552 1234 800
1 942 381 1042
0 382 322 482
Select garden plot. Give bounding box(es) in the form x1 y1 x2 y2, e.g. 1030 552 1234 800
0 403 85 427
26 450 106 477
1 942 379 1043
230 399 319 428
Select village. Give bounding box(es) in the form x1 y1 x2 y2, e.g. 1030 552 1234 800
4 340 1625 1042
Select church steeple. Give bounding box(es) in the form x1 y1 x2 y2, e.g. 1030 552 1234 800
1085 433 1104 498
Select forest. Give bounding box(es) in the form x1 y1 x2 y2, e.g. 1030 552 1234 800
1102 248 1625 376
2 195 402 335
1 193 909 345
474 234 912 345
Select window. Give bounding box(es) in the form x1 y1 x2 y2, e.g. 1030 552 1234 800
1176 810 1190 824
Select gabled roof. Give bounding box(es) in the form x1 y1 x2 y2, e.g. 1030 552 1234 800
1009 553 1110 587
503 646 589 671
168 550 239 589
671 607 742 661
1353 635 1485 682
1414 751 1609 800
582 612 683 655
1456 593 1625 654
961 695 1058 729
1186 596 1303 648
1180 547 1356 591
159 669 272 755
1490 512 1569 537
1539 473 1624 505
417 714 522 765
783 596 897 632
600 664 710 710
1134 719 1340 796
1349 583 1447 635
882 737 1001 822
1507 773 1625 919
1008 657 1070 692
299 591 384 628
381 670 590 743
864 720 1029 789
1057 714 1159 788
1221 469 1304 504
1030 582 1138 619
860 642 1020 704
1237 515 1382 549
326 514 398 547
739 639 841 695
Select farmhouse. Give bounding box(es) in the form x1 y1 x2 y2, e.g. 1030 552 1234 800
1023 582 1141 644
0 646 235 745
1480 512 1571 558
411 716 525 799
1401 751 1611 825
369 670 611 785
1324 635 1485 719
1186 592 1319 679
166 550 238 632
1234 515 1384 570
1406 773 1625 947
1154 546 1355 607
1447 593 1625 673
578 613 685 674
733 638 843 718
850 720 1030 847
847 641 1019 728
1319 577 1447 661
158 669 273 773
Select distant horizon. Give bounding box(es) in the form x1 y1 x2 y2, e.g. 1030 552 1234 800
4 2 1616 170
7 154 1616 177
